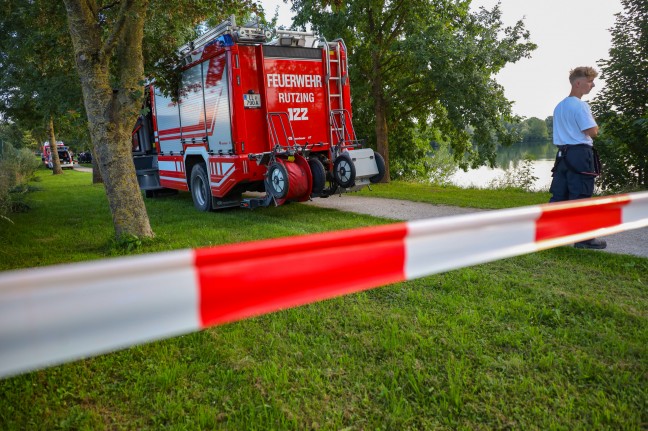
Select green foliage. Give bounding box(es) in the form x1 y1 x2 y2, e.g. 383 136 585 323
488 155 540 192
0 145 40 221
0 123 39 151
292 0 536 175
545 115 554 141
0 1 85 144
389 123 442 181
592 0 648 191
109 234 145 254
425 141 458 186
520 117 549 142
595 116 648 192
504 116 551 145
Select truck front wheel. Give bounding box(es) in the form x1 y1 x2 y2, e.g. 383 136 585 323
190 164 212 212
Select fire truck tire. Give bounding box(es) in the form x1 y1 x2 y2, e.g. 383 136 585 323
308 158 326 195
266 161 289 199
370 151 386 184
190 164 213 212
333 154 356 188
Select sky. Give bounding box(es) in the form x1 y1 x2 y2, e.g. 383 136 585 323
259 0 623 120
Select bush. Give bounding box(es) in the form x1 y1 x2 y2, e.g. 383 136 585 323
594 116 648 193
0 146 41 221
489 155 539 192
427 142 458 186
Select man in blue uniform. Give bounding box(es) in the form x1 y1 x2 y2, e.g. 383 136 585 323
550 66 606 249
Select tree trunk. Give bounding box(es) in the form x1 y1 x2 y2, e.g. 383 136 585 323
63 0 153 240
48 117 63 175
91 148 103 184
371 51 390 182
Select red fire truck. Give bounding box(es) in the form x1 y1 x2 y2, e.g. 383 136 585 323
42 142 75 170
132 16 385 210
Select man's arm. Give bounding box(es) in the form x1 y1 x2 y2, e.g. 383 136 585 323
583 126 599 138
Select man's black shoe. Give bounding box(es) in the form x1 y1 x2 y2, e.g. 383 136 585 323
574 238 607 249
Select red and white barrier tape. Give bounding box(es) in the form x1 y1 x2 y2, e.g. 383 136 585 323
1 192 647 378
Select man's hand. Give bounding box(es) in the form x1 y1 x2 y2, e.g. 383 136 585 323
583 126 599 138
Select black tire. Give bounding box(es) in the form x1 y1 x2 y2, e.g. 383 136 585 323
266 161 289 199
308 158 326 195
190 164 212 212
370 151 386 184
333 154 356 188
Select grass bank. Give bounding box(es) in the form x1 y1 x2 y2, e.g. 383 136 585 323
0 169 646 430
356 181 552 208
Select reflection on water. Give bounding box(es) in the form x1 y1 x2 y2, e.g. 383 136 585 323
450 141 557 191
496 140 556 168
451 160 555 191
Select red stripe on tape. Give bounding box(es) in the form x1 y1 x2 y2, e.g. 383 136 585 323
195 223 408 327
535 195 631 242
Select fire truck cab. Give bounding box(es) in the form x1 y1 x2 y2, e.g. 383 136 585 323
132 16 385 211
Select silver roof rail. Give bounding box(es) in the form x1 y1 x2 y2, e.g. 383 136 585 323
177 15 272 56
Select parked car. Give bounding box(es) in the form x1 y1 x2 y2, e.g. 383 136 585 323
42 142 75 169
78 151 93 164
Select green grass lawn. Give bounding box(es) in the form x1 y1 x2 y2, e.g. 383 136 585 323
356 180 553 208
0 169 646 430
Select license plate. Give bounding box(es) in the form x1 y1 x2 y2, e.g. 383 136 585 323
243 94 261 108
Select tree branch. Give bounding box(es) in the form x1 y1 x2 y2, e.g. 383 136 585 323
380 54 402 73
99 1 121 12
83 0 99 21
377 0 410 49
100 0 131 58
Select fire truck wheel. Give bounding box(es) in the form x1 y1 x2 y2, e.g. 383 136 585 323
308 158 326 195
190 164 213 212
266 161 289 199
370 151 386 184
333 154 356 188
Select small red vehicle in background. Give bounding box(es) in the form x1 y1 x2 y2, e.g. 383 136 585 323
42 142 75 170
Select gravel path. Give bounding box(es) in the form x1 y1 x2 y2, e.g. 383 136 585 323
304 195 648 258
73 165 92 173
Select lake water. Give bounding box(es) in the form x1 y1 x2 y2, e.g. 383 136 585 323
449 141 557 191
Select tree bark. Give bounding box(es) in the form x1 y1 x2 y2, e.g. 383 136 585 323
63 0 153 240
48 117 63 175
91 148 103 184
371 51 390 182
